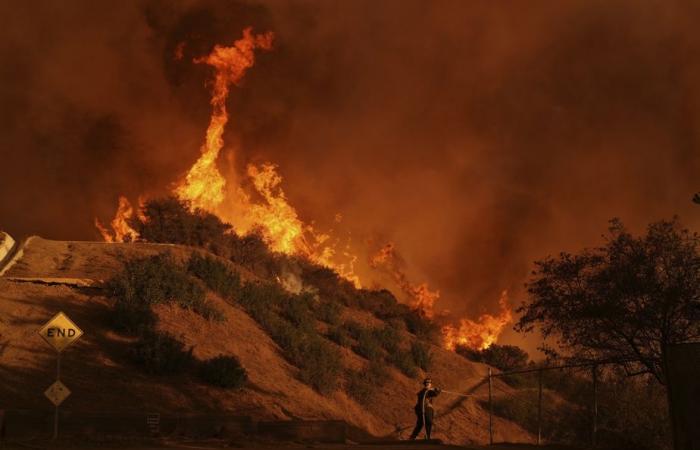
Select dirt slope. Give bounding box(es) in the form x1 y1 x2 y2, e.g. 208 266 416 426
0 236 532 445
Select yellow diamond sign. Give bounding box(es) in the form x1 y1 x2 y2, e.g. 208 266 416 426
38 312 83 353
44 380 71 406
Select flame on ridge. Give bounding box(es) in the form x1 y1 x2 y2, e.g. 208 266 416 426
171 28 360 286
95 196 139 243
442 290 513 351
370 242 440 317
95 27 512 350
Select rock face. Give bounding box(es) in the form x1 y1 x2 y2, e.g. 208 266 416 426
0 237 533 445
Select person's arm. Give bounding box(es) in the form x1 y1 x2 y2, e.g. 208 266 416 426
428 387 441 397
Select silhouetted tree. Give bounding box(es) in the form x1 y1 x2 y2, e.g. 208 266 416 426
456 343 529 371
133 196 232 251
516 218 700 385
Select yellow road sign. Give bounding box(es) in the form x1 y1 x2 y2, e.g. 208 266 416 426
44 380 71 406
38 312 83 353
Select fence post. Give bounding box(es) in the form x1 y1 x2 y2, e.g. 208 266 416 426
537 369 543 445
53 353 61 440
592 365 598 447
488 368 493 445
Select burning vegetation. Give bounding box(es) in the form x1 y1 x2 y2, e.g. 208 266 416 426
96 27 513 351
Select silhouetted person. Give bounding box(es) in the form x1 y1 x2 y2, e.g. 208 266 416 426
409 377 441 440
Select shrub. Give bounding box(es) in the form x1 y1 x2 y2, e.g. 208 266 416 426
107 253 204 307
389 349 418 378
130 331 193 375
342 320 365 339
388 317 407 332
111 300 156 334
301 265 357 308
346 360 390 405
297 336 343 395
134 197 232 251
373 325 401 353
368 359 390 385
187 253 241 300
327 325 352 347
358 289 409 320
280 293 316 331
198 355 247 388
193 299 227 322
411 341 433 371
107 253 221 331
403 310 441 342
238 281 288 320
314 299 342 325
237 282 342 394
456 344 529 371
228 230 275 275
353 328 383 361
346 369 374 404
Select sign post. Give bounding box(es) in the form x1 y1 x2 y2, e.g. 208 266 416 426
37 312 83 439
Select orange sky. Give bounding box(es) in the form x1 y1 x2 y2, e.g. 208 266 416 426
1 0 699 353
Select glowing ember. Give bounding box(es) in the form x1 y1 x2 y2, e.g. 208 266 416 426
95 196 139 243
442 290 513 351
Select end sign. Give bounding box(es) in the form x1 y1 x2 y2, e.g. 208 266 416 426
38 312 83 353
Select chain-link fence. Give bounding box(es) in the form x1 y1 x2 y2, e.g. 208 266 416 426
478 362 672 449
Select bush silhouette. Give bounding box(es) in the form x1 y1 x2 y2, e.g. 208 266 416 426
187 253 241 300
456 344 529 371
389 349 418 378
411 341 433 371
327 325 352 347
238 280 342 394
198 355 248 388
346 360 390 405
107 253 222 331
131 331 194 375
134 197 232 252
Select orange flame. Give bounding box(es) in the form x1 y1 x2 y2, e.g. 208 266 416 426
95 27 513 350
370 242 440 317
95 196 139 243
442 290 513 351
171 28 361 287
175 27 274 212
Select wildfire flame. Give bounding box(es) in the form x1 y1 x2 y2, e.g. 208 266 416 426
442 290 513 351
168 28 361 286
95 27 512 351
175 27 274 212
370 242 440 317
95 196 139 243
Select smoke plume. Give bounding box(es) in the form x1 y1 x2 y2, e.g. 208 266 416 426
1 0 699 349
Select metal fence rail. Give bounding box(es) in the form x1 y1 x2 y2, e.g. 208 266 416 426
484 359 626 447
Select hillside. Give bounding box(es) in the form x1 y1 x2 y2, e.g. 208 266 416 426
0 235 532 445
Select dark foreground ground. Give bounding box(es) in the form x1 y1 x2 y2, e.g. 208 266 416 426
0 437 593 450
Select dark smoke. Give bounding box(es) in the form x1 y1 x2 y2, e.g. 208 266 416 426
1 0 699 348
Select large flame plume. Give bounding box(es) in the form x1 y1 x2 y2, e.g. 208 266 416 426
442 290 513 351
175 27 273 212
96 27 511 351
172 28 360 286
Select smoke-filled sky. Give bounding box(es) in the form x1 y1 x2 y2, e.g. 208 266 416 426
1 0 699 347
